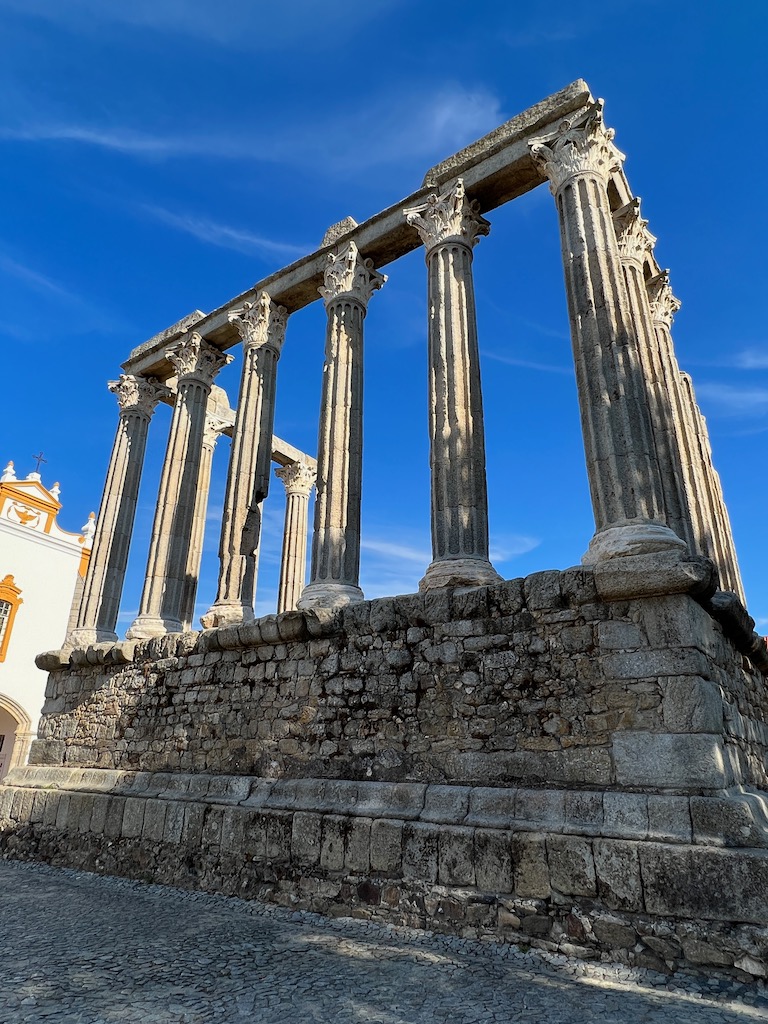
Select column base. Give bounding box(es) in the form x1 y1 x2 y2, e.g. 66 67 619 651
125 614 183 640
419 556 503 592
63 627 118 649
297 582 364 611
199 603 254 630
582 522 687 565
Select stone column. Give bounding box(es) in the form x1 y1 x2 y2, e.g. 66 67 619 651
648 275 745 602
202 292 287 627
613 201 695 550
276 460 316 613
179 414 228 631
66 375 166 647
530 103 686 563
128 333 230 638
404 179 501 590
298 242 384 610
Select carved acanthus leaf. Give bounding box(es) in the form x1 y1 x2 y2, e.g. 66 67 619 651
613 199 656 265
276 460 317 497
202 415 230 450
404 178 490 254
228 291 288 353
319 241 386 308
647 271 681 328
108 375 168 417
167 332 231 384
529 100 625 194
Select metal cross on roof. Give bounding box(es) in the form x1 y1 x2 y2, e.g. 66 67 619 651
32 451 47 473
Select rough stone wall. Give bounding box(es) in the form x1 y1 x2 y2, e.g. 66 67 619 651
30 567 768 794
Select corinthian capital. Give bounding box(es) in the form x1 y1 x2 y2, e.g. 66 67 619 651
108 374 168 417
228 290 288 354
168 332 232 385
529 100 625 194
276 460 316 497
319 241 386 308
647 271 681 328
404 178 490 254
613 199 657 266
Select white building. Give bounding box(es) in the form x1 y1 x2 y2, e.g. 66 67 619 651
0 460 94 780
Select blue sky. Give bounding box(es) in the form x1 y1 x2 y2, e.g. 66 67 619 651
1 0 766 631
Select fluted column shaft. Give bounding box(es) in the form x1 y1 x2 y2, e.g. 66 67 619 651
180 416 226 630
203 293 287 627
530 103 686 563
613 203 695 550
405 179 501 590
276 461 316 613
128 334 230 638
67 375 165 646
298 242 384 610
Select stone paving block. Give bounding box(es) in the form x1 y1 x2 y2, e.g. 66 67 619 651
220 806 245 851
438 826 475 886
564 791 604 835
201 806 224 848
516 788 565 830
647 795 692 843
181 802 206 846
512 833 550 898
163 800 186 845
0 787 14 819
103 795 125 838
344 816 371 874
546 835 596 897
264 811 292 864
142 799 168 842
292 811 322 867
593 838 643 912
422 785 470 824
613 733 729 789
465 786 516 828
70 792 95 834
121 797 145 839
639 843 768 923
662 676 724 733
603 792 649 840
474 828 513 892
690 795 768 848
55 793 72 831
29 789 48 825
402 822 439 882
370 819 403 875
320 815 347 872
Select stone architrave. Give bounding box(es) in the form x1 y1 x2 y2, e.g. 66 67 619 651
67 375 167 647
613 201 695 551
529 103 686 563
275 460 316 614
298 242 385 610
404 179 501 590
202 292 287 628
128 334 230 638
179 414 229 631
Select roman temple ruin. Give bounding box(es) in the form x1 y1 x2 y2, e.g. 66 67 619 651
2 81 768 977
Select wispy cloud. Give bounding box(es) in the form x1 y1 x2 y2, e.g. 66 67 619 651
0 248 127 337
0 83 504 177
483 350 573 376
0 0 402 50
142 206 310 260
696 383 768 417
733 348 768 370
360 538 432 565
490 535 541 562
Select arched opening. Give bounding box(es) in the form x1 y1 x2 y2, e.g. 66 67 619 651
0 693 32 781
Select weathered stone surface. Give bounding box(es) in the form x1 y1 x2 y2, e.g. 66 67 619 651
613 733 729 789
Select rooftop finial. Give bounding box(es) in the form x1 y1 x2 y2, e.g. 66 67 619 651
1 461 16 482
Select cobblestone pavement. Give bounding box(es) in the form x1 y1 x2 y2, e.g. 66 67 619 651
1 861 766 1024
